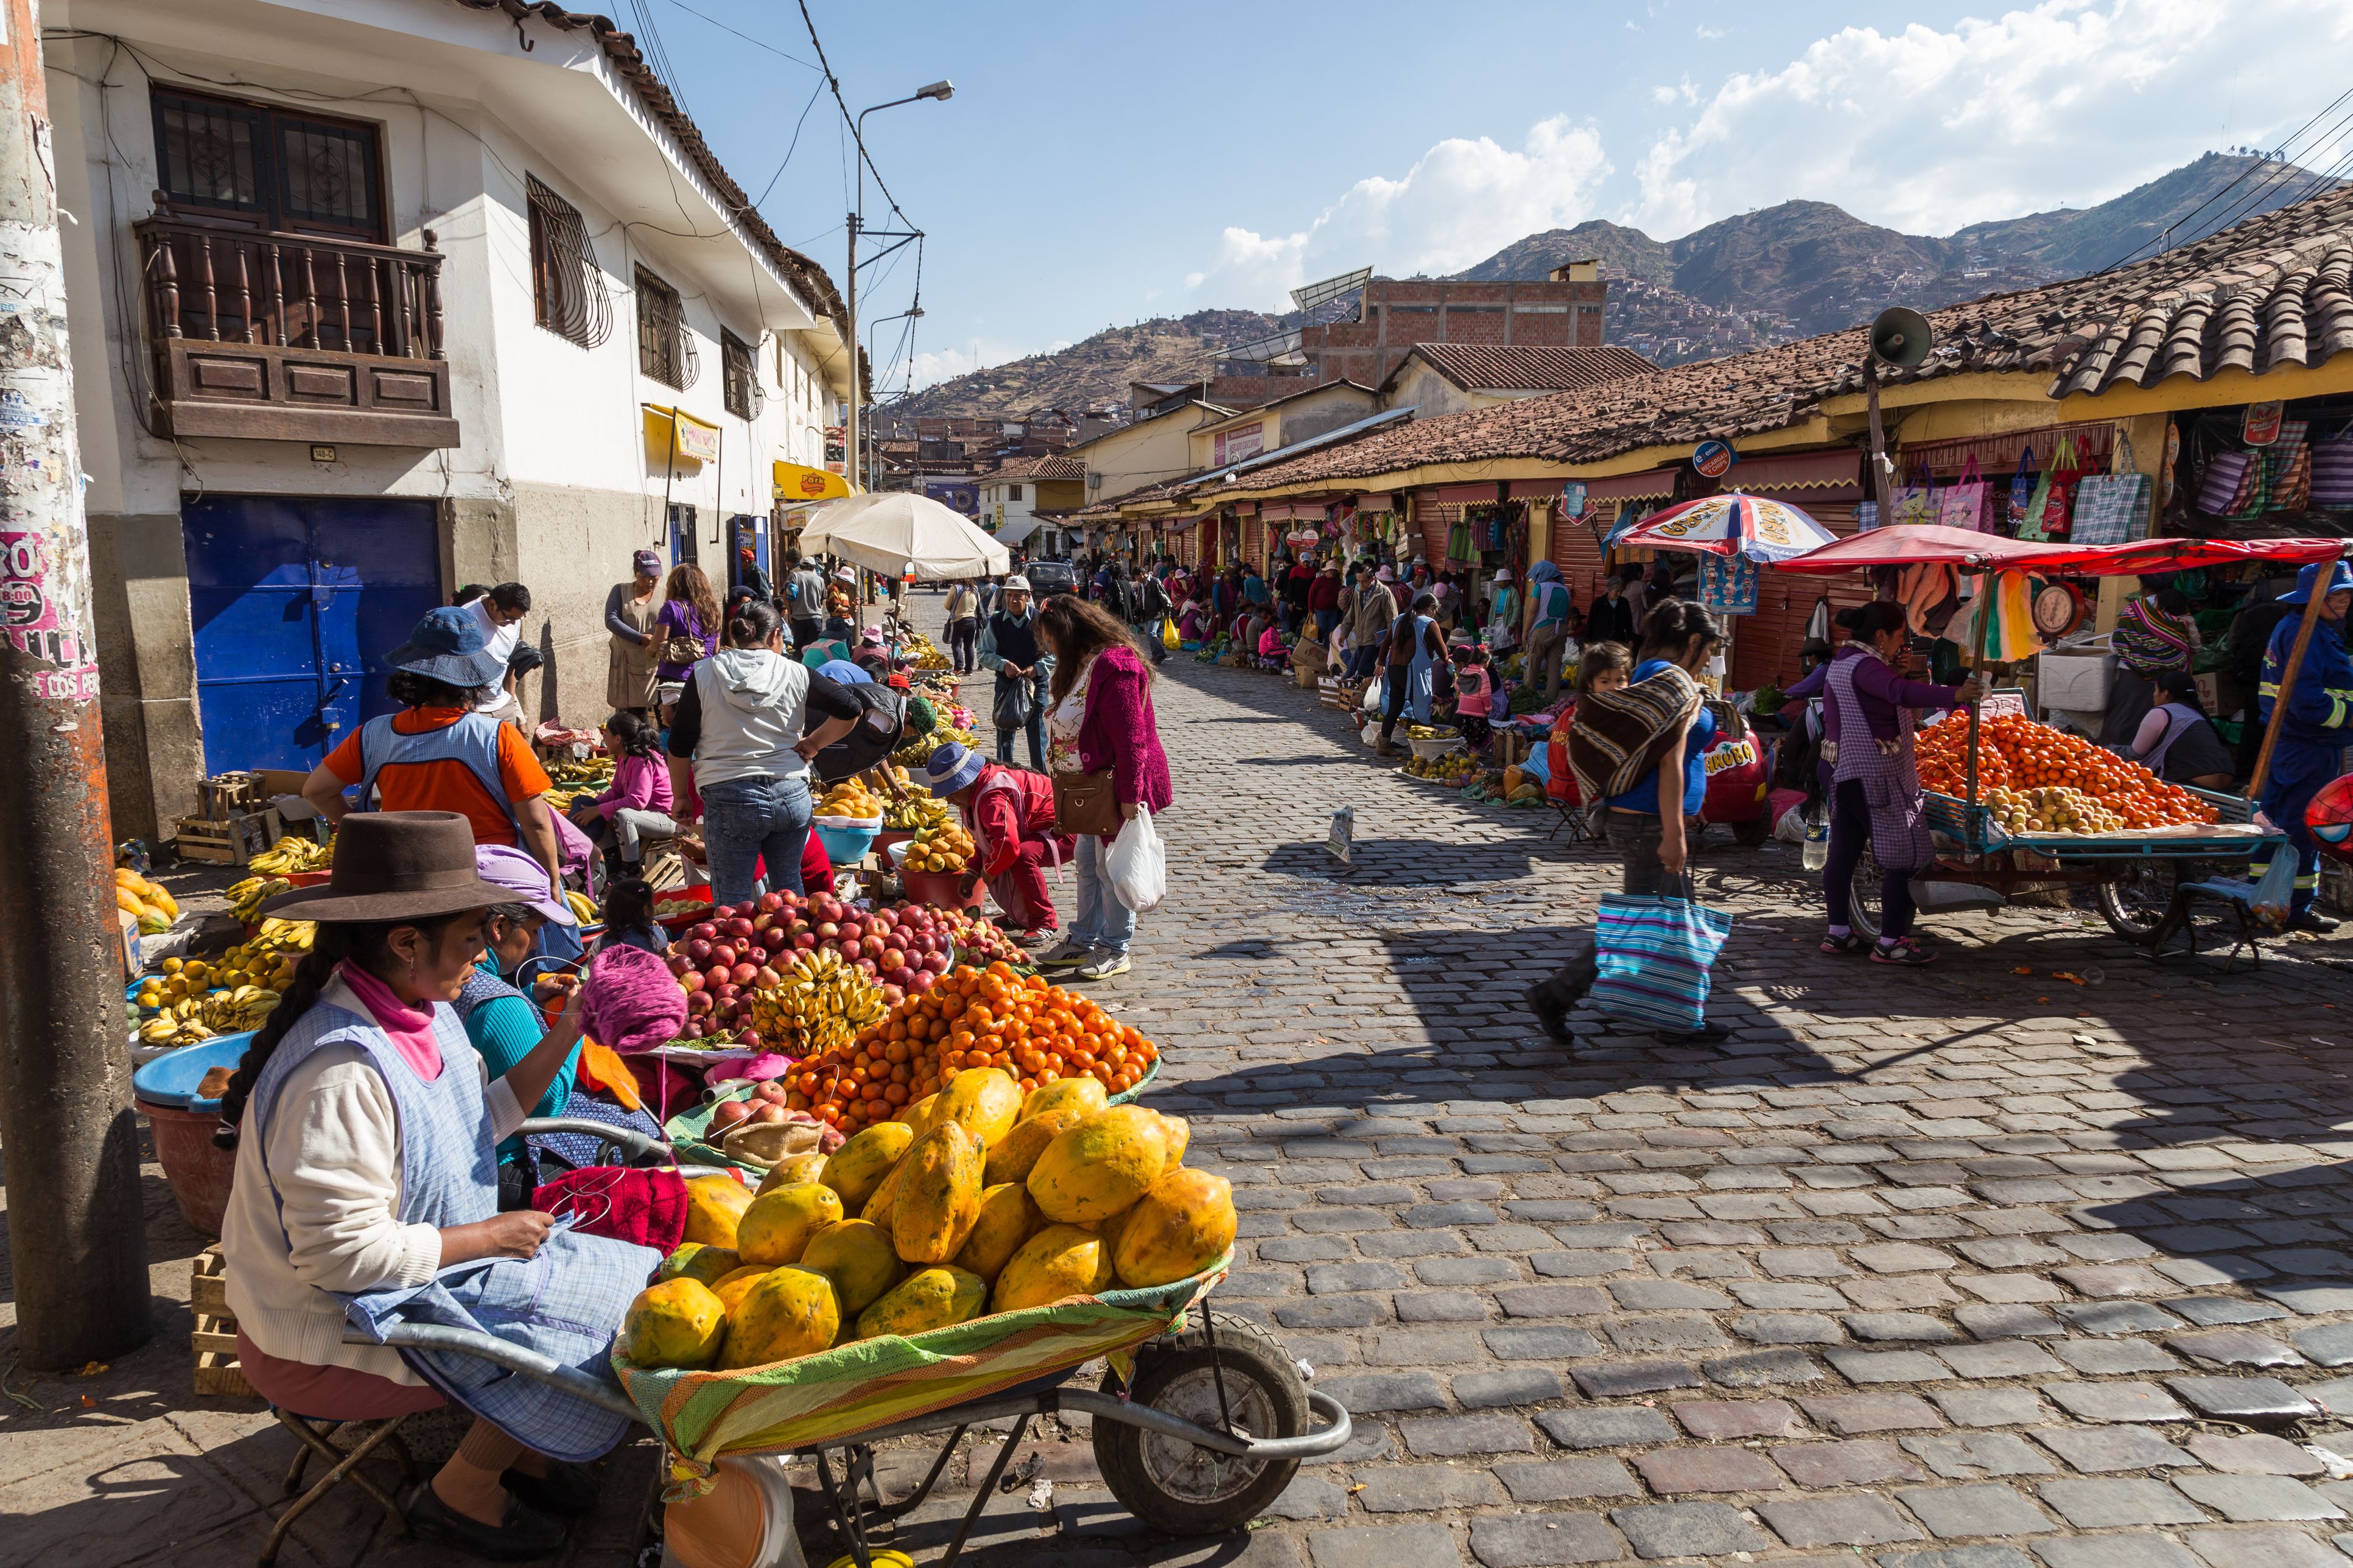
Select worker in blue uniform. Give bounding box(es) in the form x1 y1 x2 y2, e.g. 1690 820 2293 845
2255 558 2353 933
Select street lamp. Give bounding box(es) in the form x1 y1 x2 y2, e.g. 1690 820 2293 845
846 80 952 496
864 305 924 491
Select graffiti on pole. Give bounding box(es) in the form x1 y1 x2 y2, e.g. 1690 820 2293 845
0 270 100 706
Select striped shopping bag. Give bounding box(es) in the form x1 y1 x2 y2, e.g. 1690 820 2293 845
1589 889 1733 1036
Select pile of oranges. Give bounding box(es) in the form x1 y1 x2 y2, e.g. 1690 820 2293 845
780 961 1160 1132
1915 712 2218 830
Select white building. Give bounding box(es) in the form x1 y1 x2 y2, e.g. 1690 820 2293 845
46 0 857 838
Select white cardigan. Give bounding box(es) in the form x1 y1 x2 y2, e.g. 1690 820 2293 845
219 974 527 1384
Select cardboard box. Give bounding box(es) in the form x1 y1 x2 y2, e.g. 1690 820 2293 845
2036 642 2115 712
255 768 318 824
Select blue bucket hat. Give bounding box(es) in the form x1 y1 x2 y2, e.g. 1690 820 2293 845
386 606 507 689
2278 559 2353 605
922 741 986 797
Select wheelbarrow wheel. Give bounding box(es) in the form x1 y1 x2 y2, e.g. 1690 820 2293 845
1095 1311 1307 1536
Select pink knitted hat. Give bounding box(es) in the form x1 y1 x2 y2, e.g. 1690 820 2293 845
580 942 687 1055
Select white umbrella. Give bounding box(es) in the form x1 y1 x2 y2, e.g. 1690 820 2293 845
796 492 1011 581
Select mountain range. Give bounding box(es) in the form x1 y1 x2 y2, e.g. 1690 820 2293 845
896 152 2338 417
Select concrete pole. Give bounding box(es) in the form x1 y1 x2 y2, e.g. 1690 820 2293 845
0 0 153 1368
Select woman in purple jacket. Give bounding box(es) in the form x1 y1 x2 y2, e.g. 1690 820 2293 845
1034 595 1173 981
1820 602 1982 965
651 563 720 722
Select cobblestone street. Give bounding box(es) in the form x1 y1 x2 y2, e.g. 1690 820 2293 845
13 653 2353 1568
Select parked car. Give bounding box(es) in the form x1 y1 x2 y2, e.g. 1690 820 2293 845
1024 560 1080 599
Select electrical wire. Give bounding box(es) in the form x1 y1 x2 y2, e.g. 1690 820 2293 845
2098 85 2353 271
793 0 913 228
659 0 819 71
626 0 692 119
756 75 829 206
2184 107 2353 249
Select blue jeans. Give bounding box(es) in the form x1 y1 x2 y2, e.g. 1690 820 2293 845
701 774 812 907
1348 643 1381 679
1068 831 1137 957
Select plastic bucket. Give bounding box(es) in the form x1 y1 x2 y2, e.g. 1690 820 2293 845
811 816 881 865
143 1099 236 1236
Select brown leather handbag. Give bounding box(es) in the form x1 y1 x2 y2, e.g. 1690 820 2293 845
1053 769 1121 837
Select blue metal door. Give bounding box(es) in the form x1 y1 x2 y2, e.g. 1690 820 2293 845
182 497 441 774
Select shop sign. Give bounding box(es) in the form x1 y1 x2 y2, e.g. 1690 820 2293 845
1560 480 1588 519
1213 423 1265 466
2244 402 2286 447
1699 553 1758 614
1286 528 1320 548
1692 439 1737 479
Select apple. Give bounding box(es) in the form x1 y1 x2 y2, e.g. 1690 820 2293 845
793 931 818 950
736 1031 762 1052
666 953 693 977
880 984 905 1006
756 965 782 990
724 917 755 940
690 921 718 942
686 937 714 964
715 982 740 1004
751 1103 787 1125
862 934 887 959
686 991 713 1017
731 961 760 987
757 892 787 914
886 965 914 990
816 921 840 939
857 957 877 976
709 1099 752 1130
910 970 938 993
922 951 950 973
679 970 704 993
681 1019 706 1040
760 928 788 953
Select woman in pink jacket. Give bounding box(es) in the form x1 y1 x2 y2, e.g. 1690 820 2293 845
1035 595 1173 981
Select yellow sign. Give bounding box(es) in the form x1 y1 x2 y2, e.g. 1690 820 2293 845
774 461 851 502
643 404 720 464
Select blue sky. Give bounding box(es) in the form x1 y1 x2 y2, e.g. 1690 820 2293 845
638 0 2353 392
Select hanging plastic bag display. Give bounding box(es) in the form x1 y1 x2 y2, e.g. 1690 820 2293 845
1938 455 1993 532
2005 446 2037 535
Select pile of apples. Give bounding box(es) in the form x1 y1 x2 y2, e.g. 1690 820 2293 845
706 1077 798 1133
664 891 962 1045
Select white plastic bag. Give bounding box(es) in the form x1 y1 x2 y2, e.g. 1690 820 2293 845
2250 847 2298 931
1107 807 1166 913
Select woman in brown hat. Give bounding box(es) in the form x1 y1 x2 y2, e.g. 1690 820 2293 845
214 812 657 1560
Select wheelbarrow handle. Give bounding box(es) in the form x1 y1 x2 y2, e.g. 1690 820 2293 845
345 1323 641 1424
517 1118 674 1166
1059 1387 1353 1460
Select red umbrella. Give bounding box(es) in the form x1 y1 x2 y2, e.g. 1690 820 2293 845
1772 523 2345 578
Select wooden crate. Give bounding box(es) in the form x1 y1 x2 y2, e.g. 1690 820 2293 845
196 772 267 821
190 1246 254 1398
174 810 283 866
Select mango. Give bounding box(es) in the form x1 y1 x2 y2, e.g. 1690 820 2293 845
856 1265 986 1340
659 1244 741 1289
992 1224 1114 1314
1112 1169 1236 1288
682 1174 755 1248
621 1278 727 1370
719 1267 839 1369
935 1066 1022 1149
982 1107 1087 1188
821 1122 916 1213
756 1152 830 1195
1020 1076 1107 1125
1025 1105 1169 1226
952 1183 1044 1282
892 1122 983 1265
737 1183 845 1267
799 1219 903 1317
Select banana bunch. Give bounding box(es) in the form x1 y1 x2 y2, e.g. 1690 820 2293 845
247 836 332 875
894 724 977 768
545 757 615 787
136 982 282 1046
226 875 295 923
883 790 950 831
747 948 885 1058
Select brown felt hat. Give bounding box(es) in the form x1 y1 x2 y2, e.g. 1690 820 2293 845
256 812 518 924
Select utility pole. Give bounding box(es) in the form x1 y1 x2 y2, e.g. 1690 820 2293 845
844 208 860 495
0 0 153 1368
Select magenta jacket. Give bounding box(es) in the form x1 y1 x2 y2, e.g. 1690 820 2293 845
594 752 675 819
1075 645 1173 819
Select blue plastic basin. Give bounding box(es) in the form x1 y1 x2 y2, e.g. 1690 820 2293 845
132 1032 254 1111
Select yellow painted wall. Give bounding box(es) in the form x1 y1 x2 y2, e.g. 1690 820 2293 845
1081 408 1219 503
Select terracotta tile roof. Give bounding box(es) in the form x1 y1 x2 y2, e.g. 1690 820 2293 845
1230 181 2353 493
455 2 849 341
991 453 1087 481
1397 343 1658 393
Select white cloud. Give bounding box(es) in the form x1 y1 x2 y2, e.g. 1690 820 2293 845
1694 24 1725 40
1183 116 1611 309
1632 0 2353 239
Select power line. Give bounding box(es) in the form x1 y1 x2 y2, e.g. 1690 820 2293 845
793 0 912 227
2186 103 2353 247
754 74 828 206
2099 85 2353 272
659 0 819 70
626 0 692 118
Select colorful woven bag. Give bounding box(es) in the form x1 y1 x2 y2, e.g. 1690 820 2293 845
1589 887 1733 1037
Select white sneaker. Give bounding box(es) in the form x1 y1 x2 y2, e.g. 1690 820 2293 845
1034 940 1090 968
1070 950 1131 981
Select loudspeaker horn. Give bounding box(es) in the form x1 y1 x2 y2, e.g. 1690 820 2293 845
1870 307 1933 368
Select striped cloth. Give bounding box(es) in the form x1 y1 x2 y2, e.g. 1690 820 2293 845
1588 893 1733 1036
1565 662 1703 807
616 1255 1229 1499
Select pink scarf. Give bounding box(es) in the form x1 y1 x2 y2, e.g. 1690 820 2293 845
338 962 444 1082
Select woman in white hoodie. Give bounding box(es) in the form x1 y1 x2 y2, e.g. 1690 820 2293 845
665 600 862 906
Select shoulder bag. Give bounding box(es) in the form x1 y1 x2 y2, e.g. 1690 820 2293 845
1051 660 1123 837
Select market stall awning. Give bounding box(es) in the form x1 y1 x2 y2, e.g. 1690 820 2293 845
643 404 718 464
1617 492 1837 561
797 492 1010 581
1732 449 1861 495
774 461 852 502
1772 524 2348 577
994 513 1044 547
1583 467 1680 503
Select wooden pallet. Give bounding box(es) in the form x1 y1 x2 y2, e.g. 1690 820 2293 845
174 810 283 866
191 1245 254 1397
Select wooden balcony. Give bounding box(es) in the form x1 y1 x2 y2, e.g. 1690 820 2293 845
134 214 460 447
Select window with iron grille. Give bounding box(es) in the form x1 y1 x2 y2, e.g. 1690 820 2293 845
636 266 695 389
722 330 758 419
527 175 610 349
151 86 387 241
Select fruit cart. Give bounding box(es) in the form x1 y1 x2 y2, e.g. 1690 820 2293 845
1769 528 2349 945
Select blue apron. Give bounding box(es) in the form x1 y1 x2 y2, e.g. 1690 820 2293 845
249 996 658 1461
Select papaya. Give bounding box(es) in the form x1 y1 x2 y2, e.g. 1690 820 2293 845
891 1122 983 1264
1025 1105 1169 1225
659 1243 742 1289
150 886 180 919
1154 1112 1191 1167
935 1067 1022 1149
952 1183 1043 1282
1503 765 1523 797
799 1219 903 1317
898 1091 943 1139
1112 1169 1236 1288
821 1122 916 1213
682 1174 756 1248
719 1267 839 1369
621 1278 727 1370
855 1265 986 1340
1020 1076 1107 1125
709 1265 771 1315
737 1183 845 1267
861 1153 908 1228
982 1106 1087 1188
757 1151 830 1195
992 1225 1114 1314
115 887 144 917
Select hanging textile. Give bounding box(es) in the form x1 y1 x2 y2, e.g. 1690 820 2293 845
2265 419 2312 512
2069 431 2152 546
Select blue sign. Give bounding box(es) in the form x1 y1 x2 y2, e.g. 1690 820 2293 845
1693 440 1738 479
1560 481 1588 518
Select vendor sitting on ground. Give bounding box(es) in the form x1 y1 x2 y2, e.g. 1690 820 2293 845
1255 618 1288 670
920 740 1073 946
215 812 654 1561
